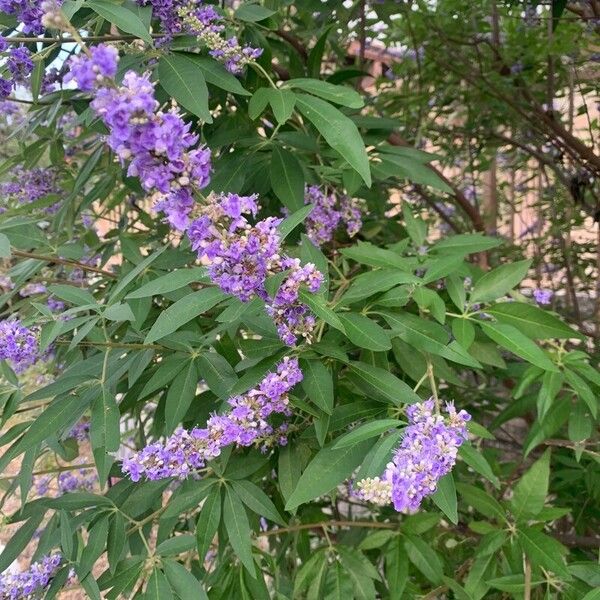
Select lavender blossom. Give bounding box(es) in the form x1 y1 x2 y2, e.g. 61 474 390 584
0 554 62 599
64 44 118 91
136 0 263 73
0 166 61 208
187 193 323 345
533 288 553 305
0 319 38 372
304 186 365 245
122 357 302 481
355 400 470 513
68 51 212 230
57 468 97 493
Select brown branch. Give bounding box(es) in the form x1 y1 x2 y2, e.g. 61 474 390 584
388 132 485 231
274 29 308 61
11 249 116 279
413 184 462 233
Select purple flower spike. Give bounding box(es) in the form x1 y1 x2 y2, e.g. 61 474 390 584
355 400 470 513
122 357 302 482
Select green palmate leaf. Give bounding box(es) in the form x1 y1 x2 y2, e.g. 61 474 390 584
402 203 427 246
511 448 550 521
470 259 531 303
189 55 250 95
432 234 503 255
0 511 45 572
145 569 173 600
385 538 409 600
87 0 152 42
230 480 286 525
301 359 334 414
517 528 571 579
90 388 120 453
195 485 222 560
158 53 211 122
0 232 10 257
285 439 374 510
337 548 379 600
156 535 196 555
404 534 444 585
125 267 208 299
340 241 409 269
223 486 256 577
456 483 505 521
338 313 392 351
265 88 296 124
144 288 226 343
196 352 237 399
163 560 209 600
278 204 313 240
270 146 305 212
109 246 167 302
452 318 475 349
332 419 402 449
459 443 500 488
348 360 421 405
356 431 402 480
341 269 418 304
487 302 584 340
382 312 481 368
298 288 345 333
48 284 97 307
431 473 458 524
487 575 544 593
286 78 364 108
295 93 371 186
107 513 126 573
165 359 198 434
478 321 557 372
77 515 109 579
8 393 88 462
235 2 275 21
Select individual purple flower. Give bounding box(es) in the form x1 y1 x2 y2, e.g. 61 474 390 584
355 400 470 513
64 44 118 91
0 318 38 372
19 282 47 297
533 288 553 305
68 420 90 441
122 357 302 481
0 554 62 599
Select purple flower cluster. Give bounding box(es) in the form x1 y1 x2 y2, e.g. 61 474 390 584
57 468 97 493
0 319 38 372
355 400 470 513
304 186 365 245
64 45 118 91
122 357 302 481
0 0 47 33
533 288 553 305
67 46 212 230
187 193 323 345
136 0 262 73
0 42 34 98
0 554 62 600
265 257 322 345
0 166 60 209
